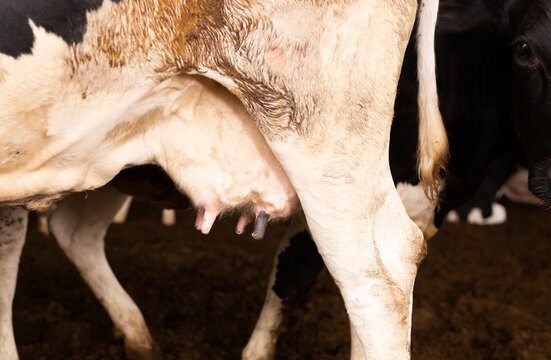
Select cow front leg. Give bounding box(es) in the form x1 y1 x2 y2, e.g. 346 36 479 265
0 208 27 360
243 217 323 360
48 188 159 360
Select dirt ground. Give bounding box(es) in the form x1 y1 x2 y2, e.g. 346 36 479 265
13 198 551 360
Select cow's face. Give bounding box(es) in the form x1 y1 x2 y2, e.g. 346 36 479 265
509 0 551 202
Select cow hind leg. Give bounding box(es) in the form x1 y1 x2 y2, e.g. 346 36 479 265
284 177 425 360
331 192 424 360
113 197 133 224
350 323 364 360
243 218 323 360
0 207 27 360
48 187 159 360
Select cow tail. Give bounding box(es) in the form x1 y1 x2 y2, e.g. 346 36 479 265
416 0 448 200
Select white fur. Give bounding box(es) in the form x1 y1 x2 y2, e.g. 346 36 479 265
0 35 299 216
0 21 298 218
446 203 507 225
417 0 448 191
446 210 460 223
0 208 28 360
0 69 299 360
467 203 507 225
149 76 299 219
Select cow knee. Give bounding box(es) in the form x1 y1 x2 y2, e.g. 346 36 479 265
48 206 78 251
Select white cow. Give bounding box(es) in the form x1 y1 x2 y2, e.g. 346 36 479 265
0 0 447 359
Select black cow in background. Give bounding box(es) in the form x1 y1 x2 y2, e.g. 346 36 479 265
242 1 534 358
508 0 551 204
392 0 523 227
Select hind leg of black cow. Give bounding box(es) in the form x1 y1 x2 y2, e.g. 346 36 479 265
0 208 27 360
49 187 159 360
243 218 324 360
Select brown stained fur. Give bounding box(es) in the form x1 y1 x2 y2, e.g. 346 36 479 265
230 78 302 136
81 0 304 138
68 46 92 76
363 269 410 328
91 0 227 70
418 148 448 204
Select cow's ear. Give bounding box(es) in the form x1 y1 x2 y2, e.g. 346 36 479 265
436 0 498 32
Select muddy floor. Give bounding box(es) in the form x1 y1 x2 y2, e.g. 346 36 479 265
13 198 551 359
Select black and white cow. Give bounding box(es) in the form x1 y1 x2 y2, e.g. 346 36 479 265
1 1 530 359
0 0 446 359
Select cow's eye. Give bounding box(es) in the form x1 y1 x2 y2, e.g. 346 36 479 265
517 42 531 58
515 41 536 67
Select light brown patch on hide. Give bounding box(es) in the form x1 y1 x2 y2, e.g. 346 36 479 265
104 107 164 144
0 105 58 173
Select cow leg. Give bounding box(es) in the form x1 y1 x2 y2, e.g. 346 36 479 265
313 188 423 360
348 290 413 360
161 209 176 226
113 197 133 224
350 324 364 360
48 188 158 360
265 126 425 360
0 208 27 360
243 218 323 360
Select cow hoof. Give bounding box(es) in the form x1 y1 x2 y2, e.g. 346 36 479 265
125 341 162 360
242 351 274 360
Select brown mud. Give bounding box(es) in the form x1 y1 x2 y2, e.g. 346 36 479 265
14 199 551 359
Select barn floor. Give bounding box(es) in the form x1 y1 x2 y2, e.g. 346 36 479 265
14 198 551 360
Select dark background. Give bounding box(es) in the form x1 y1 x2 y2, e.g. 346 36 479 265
14 199 551 359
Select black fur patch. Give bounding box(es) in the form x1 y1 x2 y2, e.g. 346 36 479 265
0 0 123 57
272 231 324 304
